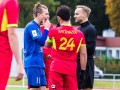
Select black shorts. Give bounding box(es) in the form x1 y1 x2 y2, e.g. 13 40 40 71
77 58 94 89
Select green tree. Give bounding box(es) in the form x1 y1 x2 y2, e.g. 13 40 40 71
105 0 120 36
56 0 110 35
18 0 60 27
18 0 110 36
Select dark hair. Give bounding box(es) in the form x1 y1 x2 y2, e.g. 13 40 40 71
33 2 48 17
56 5 71 21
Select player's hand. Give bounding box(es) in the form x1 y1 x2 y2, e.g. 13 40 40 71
79 70 86 83
15 62 24 81
15 73 24 81
43 19 51 30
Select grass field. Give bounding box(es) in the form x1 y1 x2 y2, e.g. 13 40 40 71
6 78 120 90
94 81 120 89
7 87 27 90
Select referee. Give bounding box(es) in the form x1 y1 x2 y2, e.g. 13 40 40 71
74 5 97 90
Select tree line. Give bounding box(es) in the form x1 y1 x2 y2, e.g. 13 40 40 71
18 0 120 36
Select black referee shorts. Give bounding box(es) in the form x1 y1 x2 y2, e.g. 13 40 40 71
77 58 94 89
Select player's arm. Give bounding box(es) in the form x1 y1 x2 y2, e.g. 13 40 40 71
86 28 97 54
34 28 49 46
35 19 51 46
79 44 87 70
78 44 87 83
8 27 24 81
7 0 24 81
46 37 53 48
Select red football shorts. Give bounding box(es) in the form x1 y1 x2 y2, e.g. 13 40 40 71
48 71 78 90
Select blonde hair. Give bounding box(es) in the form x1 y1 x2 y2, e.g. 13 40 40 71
76 5 91 17
33 2 48 17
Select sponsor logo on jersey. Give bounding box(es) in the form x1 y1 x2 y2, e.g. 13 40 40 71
51 84 56 89
32 30 37 37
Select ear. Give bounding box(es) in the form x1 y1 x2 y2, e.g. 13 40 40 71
57 16 61 22
83 12 87 18
37 13 42 17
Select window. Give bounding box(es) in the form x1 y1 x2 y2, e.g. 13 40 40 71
116 50 119 59
108 50 112 58
95 50 100 57
101 50 106 56
95 50 106 58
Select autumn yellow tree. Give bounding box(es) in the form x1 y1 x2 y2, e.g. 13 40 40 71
105 0 120 36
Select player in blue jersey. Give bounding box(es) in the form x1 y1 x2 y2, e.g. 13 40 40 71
24 2 51 90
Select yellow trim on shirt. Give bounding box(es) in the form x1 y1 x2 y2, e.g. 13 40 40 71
1 9 18 32
81 44 86 46
76 38 83 52
61 24 71 26
1 9 8 31
7 24 18 27
52 37 56 50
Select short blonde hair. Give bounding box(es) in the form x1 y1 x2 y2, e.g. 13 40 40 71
76 5 91 17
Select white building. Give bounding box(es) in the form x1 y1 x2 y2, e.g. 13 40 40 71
95 29 120 59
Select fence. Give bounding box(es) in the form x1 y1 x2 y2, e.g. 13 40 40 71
94 74 120 88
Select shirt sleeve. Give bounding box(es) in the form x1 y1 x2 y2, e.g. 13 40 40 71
30 29 40 40
29 26 49 46
86 27 97 56
6 0 19 26
81 37 86 45
35 30 49 46
86 27 96 42
80 32 86 46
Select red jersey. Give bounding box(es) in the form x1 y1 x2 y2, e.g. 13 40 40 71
0 0 19 89
0 0 19 32
0 0 19 55
43 46 52 87
43 46 52 74
48 25 85 75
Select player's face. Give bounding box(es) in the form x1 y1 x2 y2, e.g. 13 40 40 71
40 8 49 21
74 8 85 24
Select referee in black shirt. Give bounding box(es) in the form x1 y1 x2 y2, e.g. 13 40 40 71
74 5 97 90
